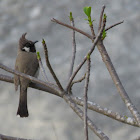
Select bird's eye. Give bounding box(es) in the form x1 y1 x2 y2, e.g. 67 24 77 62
25 43 31 48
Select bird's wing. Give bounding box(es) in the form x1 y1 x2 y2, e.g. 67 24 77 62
14 64 20 91
23 56 39 76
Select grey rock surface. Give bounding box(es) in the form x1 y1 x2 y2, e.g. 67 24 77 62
0 0 140 140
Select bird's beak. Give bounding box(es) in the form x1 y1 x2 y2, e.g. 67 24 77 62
33 41 38 44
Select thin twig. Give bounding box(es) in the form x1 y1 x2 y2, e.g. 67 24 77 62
84 55 91 140
1 74 139 127
42 39 64 91
105 20 124 31
37 52 49 81
66 12 106 92
51 18 95 41
97 41 140 125
69 73 86 94
68 13 76 78
71 73 86 86
98 5 106 31
90 24 95 37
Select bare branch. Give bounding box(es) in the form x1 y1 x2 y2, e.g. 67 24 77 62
1 74 139 127
69 74 86 94
0 133 35 140
73 96 139 127
66 13 106 92
68 13 77 78
84 55 91 140
105 20 124 31
37 52 49 81
98 5 106 31
97 41 140 125
0 74 60 97
71 73 86 85
0 74 13 83
51 18 124 41
51 18 95 41
63 94 110 140
42 39 64 91
0 63 60 96
90 24 95 37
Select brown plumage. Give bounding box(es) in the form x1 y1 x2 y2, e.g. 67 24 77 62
14 33 39 117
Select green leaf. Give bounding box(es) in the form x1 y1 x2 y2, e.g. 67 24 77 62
103 13 107 20
87 7 91 17
83 7 87 16
83 6 94 26
83 6 91 17
102 29 107 40
124 115 128 119
37 51 40 60
69 12 73 21
42 39 45 45
87 53 90 60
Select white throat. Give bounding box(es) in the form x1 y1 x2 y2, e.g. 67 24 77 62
22 47 30 52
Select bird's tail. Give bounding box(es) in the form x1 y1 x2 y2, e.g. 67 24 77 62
17 86 29 117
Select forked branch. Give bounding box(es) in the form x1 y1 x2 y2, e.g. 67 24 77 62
1 74 139 127
66 13 106 92
42 39 64 91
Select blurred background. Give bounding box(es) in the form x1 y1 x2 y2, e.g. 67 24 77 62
0 0 140 140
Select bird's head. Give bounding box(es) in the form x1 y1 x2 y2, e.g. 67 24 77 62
19 33 38 53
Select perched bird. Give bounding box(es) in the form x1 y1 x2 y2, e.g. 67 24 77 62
14 33 39 117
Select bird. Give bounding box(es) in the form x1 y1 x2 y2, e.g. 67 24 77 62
14 33 39 117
